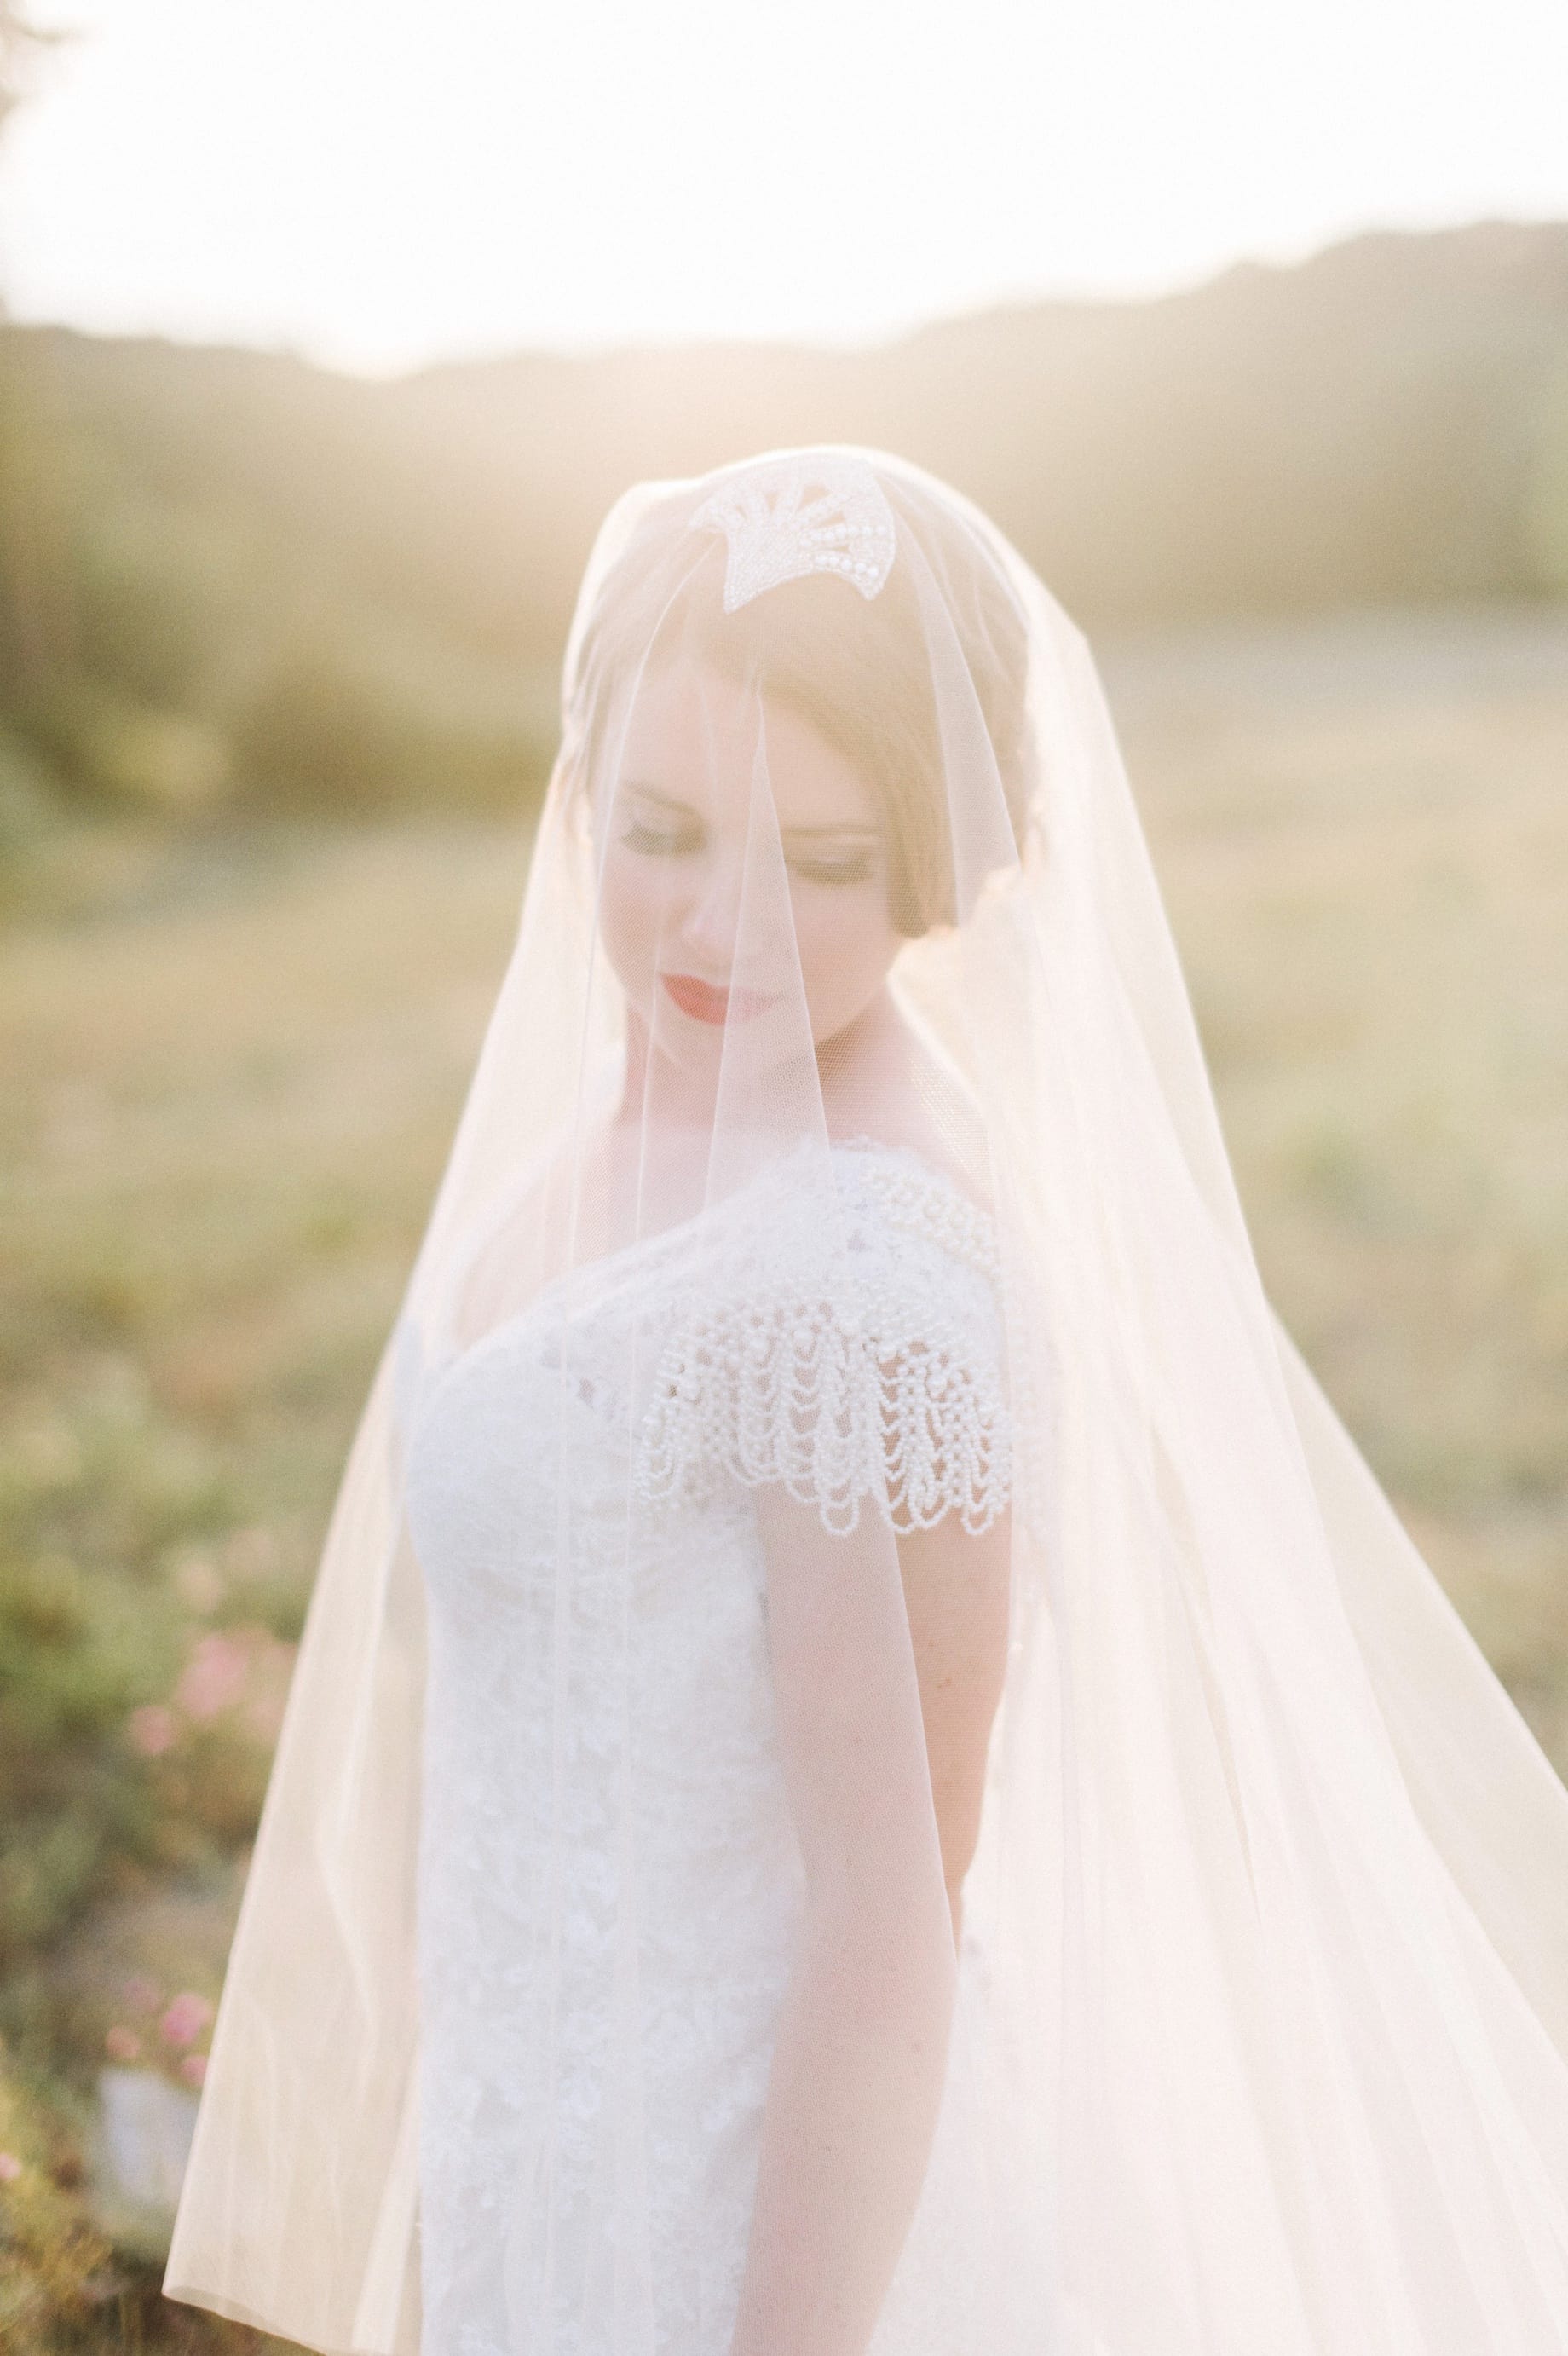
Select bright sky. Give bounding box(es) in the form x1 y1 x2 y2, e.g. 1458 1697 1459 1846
3 0 1566 375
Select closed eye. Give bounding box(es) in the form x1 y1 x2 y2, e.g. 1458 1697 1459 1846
620 819 702 857
787 852 875 886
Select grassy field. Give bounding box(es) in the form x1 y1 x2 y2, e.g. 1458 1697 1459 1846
1 601 1565 2347
1108 604 1568 1714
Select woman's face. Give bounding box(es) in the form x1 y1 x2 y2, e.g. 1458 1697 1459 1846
592 661 905 1083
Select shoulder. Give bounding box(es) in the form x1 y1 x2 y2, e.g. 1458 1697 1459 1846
634 1138 1012 1538
821 1137 1000 1292
768 1134 1004 1339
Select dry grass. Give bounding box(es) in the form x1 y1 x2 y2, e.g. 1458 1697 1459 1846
1109 603 1568 1741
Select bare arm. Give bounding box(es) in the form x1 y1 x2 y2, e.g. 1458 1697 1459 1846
726 1493 1012 2356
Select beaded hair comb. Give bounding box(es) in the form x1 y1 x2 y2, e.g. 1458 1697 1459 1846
689 453 898 614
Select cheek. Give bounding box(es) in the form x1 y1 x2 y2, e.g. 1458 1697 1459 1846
597 843 900 1035
597 847 673 989
792 885 901 1022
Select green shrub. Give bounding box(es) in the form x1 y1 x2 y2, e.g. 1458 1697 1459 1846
0 2055 116 2353
15 675 228 817
227 626 555 817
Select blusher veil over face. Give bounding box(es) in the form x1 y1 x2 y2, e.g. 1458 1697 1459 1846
592 661 906 1087
165 447 1568 2356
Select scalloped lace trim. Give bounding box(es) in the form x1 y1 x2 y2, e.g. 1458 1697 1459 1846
635 1289 1011 1536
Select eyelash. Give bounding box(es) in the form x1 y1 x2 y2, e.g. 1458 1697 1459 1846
618 823 874 888
788 855 874 886
620 821 699 857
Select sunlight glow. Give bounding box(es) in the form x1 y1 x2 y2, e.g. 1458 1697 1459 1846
3 0 1567 372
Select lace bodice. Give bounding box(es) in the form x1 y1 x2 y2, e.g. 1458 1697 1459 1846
400 1140 1012 2356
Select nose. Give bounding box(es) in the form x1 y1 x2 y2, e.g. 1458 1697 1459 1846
677 847 745 973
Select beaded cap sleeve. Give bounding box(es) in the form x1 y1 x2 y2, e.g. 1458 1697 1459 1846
634 1143 1012 1538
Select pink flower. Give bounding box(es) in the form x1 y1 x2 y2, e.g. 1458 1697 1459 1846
175 1631 249 1722
104 2025 141 2062
159 1992 214 2049
0 2152 21 2182
178 2053 207 2087
127 1704 176 1757
242 1639 295 1746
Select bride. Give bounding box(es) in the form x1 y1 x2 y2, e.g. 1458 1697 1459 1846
165 448 1568 2355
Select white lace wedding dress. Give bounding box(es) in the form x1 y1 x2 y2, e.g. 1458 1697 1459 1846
401 1140 1013 2356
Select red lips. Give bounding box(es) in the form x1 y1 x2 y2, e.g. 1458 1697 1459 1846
660 973 776 1026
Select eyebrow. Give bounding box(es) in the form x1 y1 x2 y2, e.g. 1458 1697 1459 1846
621 782 880 844
779 824 881 844
620 784 694 813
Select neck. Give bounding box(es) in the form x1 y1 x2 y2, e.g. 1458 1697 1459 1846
813 985 905 1121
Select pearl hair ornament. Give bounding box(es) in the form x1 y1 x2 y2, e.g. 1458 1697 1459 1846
689 453 899 615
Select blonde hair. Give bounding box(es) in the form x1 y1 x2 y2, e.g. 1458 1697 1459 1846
567 476 1036 936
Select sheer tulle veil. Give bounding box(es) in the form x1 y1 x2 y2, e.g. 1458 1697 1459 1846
164 445 1568 2354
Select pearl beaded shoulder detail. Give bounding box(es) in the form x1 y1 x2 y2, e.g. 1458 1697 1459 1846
633 1143 1012 1538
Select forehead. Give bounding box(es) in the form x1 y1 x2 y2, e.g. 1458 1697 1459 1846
612 661 879 832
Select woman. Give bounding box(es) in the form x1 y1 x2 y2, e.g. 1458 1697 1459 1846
165 448 1568 2355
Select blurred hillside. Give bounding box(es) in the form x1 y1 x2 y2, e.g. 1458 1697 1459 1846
2 217 1567 836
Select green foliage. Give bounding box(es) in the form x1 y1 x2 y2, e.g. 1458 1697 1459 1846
0 2058 116 2353
0 1383 228 1969
18 676 228 817
227 625 556 815
3 222 1568 852
0 2042 283 2351
0 332 560 832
